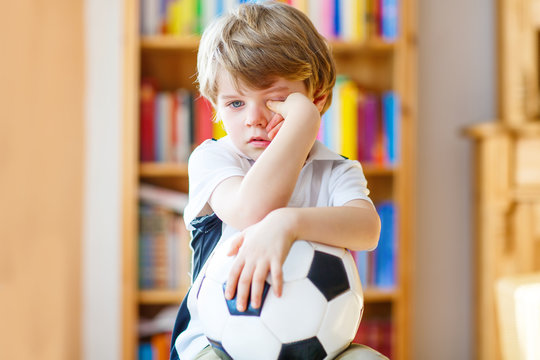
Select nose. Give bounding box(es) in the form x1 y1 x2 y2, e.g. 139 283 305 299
245 103 270 127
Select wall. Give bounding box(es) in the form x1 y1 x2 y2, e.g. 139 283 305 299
83 0 123 359
414 0 496 359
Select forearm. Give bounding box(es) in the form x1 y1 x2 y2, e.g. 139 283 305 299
274 201 381 251
234 116 319 222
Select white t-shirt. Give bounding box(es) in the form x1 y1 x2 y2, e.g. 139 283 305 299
172 136 372 359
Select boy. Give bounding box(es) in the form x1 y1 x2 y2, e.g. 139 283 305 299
170 2 386 359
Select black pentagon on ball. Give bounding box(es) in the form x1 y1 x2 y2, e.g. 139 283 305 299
307 251 350 301
222 281 271 316
207 338 232 360
278 337 327 360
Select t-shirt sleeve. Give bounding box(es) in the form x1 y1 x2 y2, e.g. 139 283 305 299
183 140 247 229
328 159 373 207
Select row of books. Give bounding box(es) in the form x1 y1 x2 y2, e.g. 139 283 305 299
139 79 219 162
321 77 400 165
138 185 191 290
353 317 393 358
140 0 398 41
351 200 396 288
140 78 400 166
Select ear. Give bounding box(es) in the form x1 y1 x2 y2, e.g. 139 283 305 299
313 93 329 113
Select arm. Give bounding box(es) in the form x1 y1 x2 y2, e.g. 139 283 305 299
209 93 321 230
225 199 381 311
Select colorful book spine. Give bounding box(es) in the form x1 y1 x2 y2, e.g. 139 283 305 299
340 79 359 159
140 79 156 162
374 201 396 288
381 0 398 41
361 93 378 163
194 95 214 145
382 91 399 164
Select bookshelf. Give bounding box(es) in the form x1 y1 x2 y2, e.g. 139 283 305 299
465 0 540 359
121 1 416 360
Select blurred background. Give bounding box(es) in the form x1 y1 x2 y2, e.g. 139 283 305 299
4 0 537 359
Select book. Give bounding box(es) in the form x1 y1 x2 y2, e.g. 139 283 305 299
382 91 400 165
360 94 379 163
354 317 393 358
381 0 398 41
175 89 193 162
138 342 153 360
374 201 396 288
140 0 161 35
194 95 215 145
340 80 359 159
140 79 156 162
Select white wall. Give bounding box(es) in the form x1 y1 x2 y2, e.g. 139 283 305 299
83 0 123 359
414 0 496 359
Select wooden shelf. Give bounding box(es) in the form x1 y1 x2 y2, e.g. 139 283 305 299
141 35 395 54
362 163 397 176
141 35 200 50
138 288 189 305
363 287 398 302
139 162 189 177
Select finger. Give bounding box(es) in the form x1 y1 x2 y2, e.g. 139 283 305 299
227 233 244 256
270 260 283 297
250 263 270 309
266 100 285 115
268 122 284 140
225 258 244 300
266 113 284 132
236 263 255 312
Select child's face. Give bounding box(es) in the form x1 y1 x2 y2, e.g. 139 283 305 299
216 73 309 160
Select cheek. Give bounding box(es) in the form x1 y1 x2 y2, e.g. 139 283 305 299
219 112 241 134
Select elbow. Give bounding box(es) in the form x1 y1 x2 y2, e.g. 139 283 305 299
228 203 277 230
349 210 381 252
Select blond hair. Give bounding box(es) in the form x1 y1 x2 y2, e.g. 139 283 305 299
197 1 336 114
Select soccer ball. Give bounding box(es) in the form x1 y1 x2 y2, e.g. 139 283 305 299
196 239 364 360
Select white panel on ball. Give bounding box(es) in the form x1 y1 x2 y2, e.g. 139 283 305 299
222 316 281 360
317 290 363 357
261 278 328 343
197 277 230 341
204 241 236 283
281 240 315 282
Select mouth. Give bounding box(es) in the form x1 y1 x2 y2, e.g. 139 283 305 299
248 136 271 148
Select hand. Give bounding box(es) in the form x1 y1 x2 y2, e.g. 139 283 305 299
224 209 296 312
266 92 321 140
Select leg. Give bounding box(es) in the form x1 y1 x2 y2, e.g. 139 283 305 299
334 344 389 360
